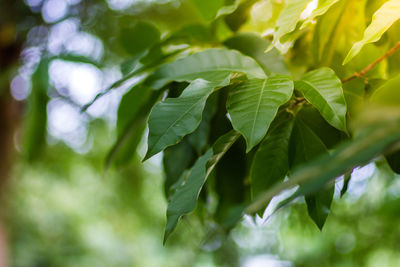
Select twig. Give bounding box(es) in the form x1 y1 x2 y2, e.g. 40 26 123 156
342 41 400 83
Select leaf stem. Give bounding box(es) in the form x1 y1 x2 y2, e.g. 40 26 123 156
342 41 400 83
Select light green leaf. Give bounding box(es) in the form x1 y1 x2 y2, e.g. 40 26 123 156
300 0 340 29
224 32 289 75
272 0 311 46
145 79 228 160
295 67 347 132
147 48 266 90
227 75 294 152
343 0 400 64
250 112 294 212
164 130 240 243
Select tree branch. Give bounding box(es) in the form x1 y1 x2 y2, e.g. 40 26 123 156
342 41 400 84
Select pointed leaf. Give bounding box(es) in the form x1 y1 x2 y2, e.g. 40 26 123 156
147 48 266 90
250 112 294 211
300 0 340 29
343 0 400 64
340 171 352 197
272 0 311 46
227 75 294 151
164 130 240 243
145 79 228 160
295 67 347 132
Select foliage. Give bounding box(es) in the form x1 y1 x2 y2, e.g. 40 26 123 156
11 0 400 250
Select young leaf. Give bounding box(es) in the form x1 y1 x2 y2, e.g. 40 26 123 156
147 48 266 90
164 130 240 243
145 79 228 160
250 112 294 212
343 0 400 64
290 116 334 229
300 0 340 29
227 75 294 152
295 68 347 132
271 0 311 47
224 32 289 75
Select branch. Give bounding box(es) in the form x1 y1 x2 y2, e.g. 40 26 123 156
342 41 400 84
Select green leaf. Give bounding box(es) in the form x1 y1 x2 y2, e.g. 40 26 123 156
147 48 266 90
250 112 294 212
119 21 160 56
271 0 311 46
227 75 294 152
188 93 218 155
223 32 289 75
295 67 347 132
343 0 400 64
300 0 340 29
246 112 400 215
164 130 240 243
289 117 333 230
214 136 247 228
145 79 227 160
163 138 196 197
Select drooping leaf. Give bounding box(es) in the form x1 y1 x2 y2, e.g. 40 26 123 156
343 0 400 64
271 0 311 47
224 32 289 75
214 136 248 229
188 93 218 155
296 106 344 149
289 115 334 229
145 79 229 160
246 110 400 215
164 130 240 243
146 48 266 90
250 112 294 213
295 67 347 132
227 75 294 152
163 138 196 197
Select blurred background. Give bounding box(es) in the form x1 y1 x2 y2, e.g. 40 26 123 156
1 0 400 266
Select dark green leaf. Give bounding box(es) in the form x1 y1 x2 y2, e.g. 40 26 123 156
164 130 240 243
250 112 294 203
